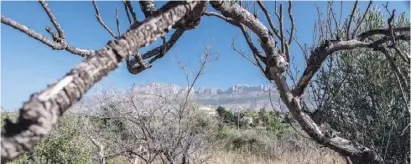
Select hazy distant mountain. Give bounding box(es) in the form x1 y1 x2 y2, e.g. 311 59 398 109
131 82 286 112
79 82 314 114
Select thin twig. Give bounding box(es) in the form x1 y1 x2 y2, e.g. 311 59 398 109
346 0 358 40
329 2 339 34
256 0 280 39
202 10 266 67
287 1 295 45
352 1 373 38
122 0 132 25
385 9 410 63
387 9 396 46
1 15 93 56
375 47 409 106
126 1 138 22
287 29 308 59
339 1 343 28
391 45 410 63
92 0 117 38
38 0 65 40
231 37 258 66
116 6 121 36
279 3 289 64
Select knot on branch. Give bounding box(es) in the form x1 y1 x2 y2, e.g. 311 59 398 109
266 53 289 76
173 1 207 30
320 123 339 138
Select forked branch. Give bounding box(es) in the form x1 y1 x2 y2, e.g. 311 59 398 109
92 0 117 38
1 16 93 56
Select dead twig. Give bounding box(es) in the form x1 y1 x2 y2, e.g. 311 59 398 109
122 0 132 25
352 1 373 38
126 1 138 23
346 0 358 40
38 0 65 40
287 1 295 45
116 6 121 36
92 0 117 38
1 15 93 56
256 0 280 39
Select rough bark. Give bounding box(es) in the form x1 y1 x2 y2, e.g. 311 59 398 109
1 1 199 162
126 1 206 74
127 28 186 73
139 0 157 18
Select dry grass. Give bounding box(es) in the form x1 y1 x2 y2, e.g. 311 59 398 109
206 150 348 164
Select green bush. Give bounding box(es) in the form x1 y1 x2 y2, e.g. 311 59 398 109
2 112 91 164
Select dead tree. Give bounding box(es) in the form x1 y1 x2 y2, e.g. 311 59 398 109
1 1 409 163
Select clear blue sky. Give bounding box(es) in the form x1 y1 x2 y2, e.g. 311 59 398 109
1 1 409 110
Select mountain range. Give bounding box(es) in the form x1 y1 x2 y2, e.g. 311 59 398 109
130 82 287 112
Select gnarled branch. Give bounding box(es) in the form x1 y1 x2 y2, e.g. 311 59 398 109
293 28 410 97
1 1 200 161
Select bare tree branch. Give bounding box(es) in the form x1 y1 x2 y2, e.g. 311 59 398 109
92 0 117 38
231 38 258 66
352 1 373 38
1 2 201 161
38 0 65 40
89 136 106 164
346 0 358 40
125 1 139 23
203 11 266 74
287 1 295 45
385 9 411 63
122 0 132 25
126 29 186 75
387 9 397 45
140 32 179 61
374 46 409 106
115 6 121 36
1 15 93 56
125 1 207 75
293 28 410 97
202 11 238 26
210 1 288 75
237 24 266 74
356 26 410 41
126 52 152 75
209 1 407 163
278 3 290 64
256 0 280 39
